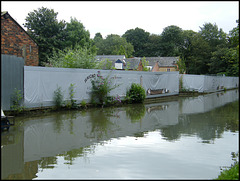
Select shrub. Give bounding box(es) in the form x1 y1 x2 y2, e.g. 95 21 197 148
215 162 239 180
45 45 97 69
10 88 25 113
80 100 87 108
53 86 64 109
215 152 239 180
125 83 146 103
67 83 77 109
90 71 120 105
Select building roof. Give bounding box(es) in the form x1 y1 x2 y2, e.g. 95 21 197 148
143 57 179 67
125 57 141 70
115 59 123 63
95 55 141 70
95 55 126 61
95 55 178 70
1 11 38 45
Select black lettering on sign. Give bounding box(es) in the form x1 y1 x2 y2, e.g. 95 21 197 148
84 74 96 83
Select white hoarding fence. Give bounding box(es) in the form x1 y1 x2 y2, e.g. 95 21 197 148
24 66 179 108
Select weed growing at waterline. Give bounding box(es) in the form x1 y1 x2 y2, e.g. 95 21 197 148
80 100 87 108
53 86 64 109
66 83 78 109
10 88 25 114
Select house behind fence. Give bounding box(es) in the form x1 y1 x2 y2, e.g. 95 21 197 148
1 11 39 66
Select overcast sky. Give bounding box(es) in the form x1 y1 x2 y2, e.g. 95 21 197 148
1 1 239 38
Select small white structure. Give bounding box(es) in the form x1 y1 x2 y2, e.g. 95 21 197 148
115 59 123 69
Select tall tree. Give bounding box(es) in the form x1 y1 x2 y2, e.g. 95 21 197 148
199 22 227 51
209 20 239 76
122 27 150 57
93 32 103 42
64 17 92 49
159 25 184 56
180 30 211 74
228 19 239 48
24 7 67 65
144 34 162 57
94 34 134 58
46 45 97 69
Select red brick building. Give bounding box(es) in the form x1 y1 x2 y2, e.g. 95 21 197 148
1 11 39 66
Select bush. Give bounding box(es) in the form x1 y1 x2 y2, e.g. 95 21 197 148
90 71 120 105
68 83 77 109
80 100 87 108
10 88 25 113
53 86 64 109
46 45 97 69
215 152 239 180
215 162 239 180
125 83 146 103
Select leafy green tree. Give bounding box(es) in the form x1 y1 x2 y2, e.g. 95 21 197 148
182 32 211 74
208 20 239 76
94 34 134 58
209 46 239 76
93 32 103 42
64 17 92 49
141 57 150 71
118 45 126 56
176 57 186 74
144 34 162 57
24 7 67 65
96 59 115 70
159 25 184 56
228 19 239 48
199 22 227 51
46 44 97 69
122 27 150 56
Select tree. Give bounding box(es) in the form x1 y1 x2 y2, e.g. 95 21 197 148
228 20 239 48
199 22 227 51
64 17 92 49
94 34 134 58
141 57 150 71
180 31 211 74
46 44 97 69
24 7 67 65
144 34 162 57
176 57 186 74
206 21 239 76
93 32 103 42
122 27 150 57
159 25 184 56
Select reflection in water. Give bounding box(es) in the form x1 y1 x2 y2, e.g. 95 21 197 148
1 90 239 180
125 104 146 122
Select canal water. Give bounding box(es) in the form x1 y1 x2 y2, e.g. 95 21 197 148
1 90 239 180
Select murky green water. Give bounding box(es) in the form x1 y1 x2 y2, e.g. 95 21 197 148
1 90 239 180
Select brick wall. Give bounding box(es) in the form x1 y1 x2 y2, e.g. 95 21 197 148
1 14 39 66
